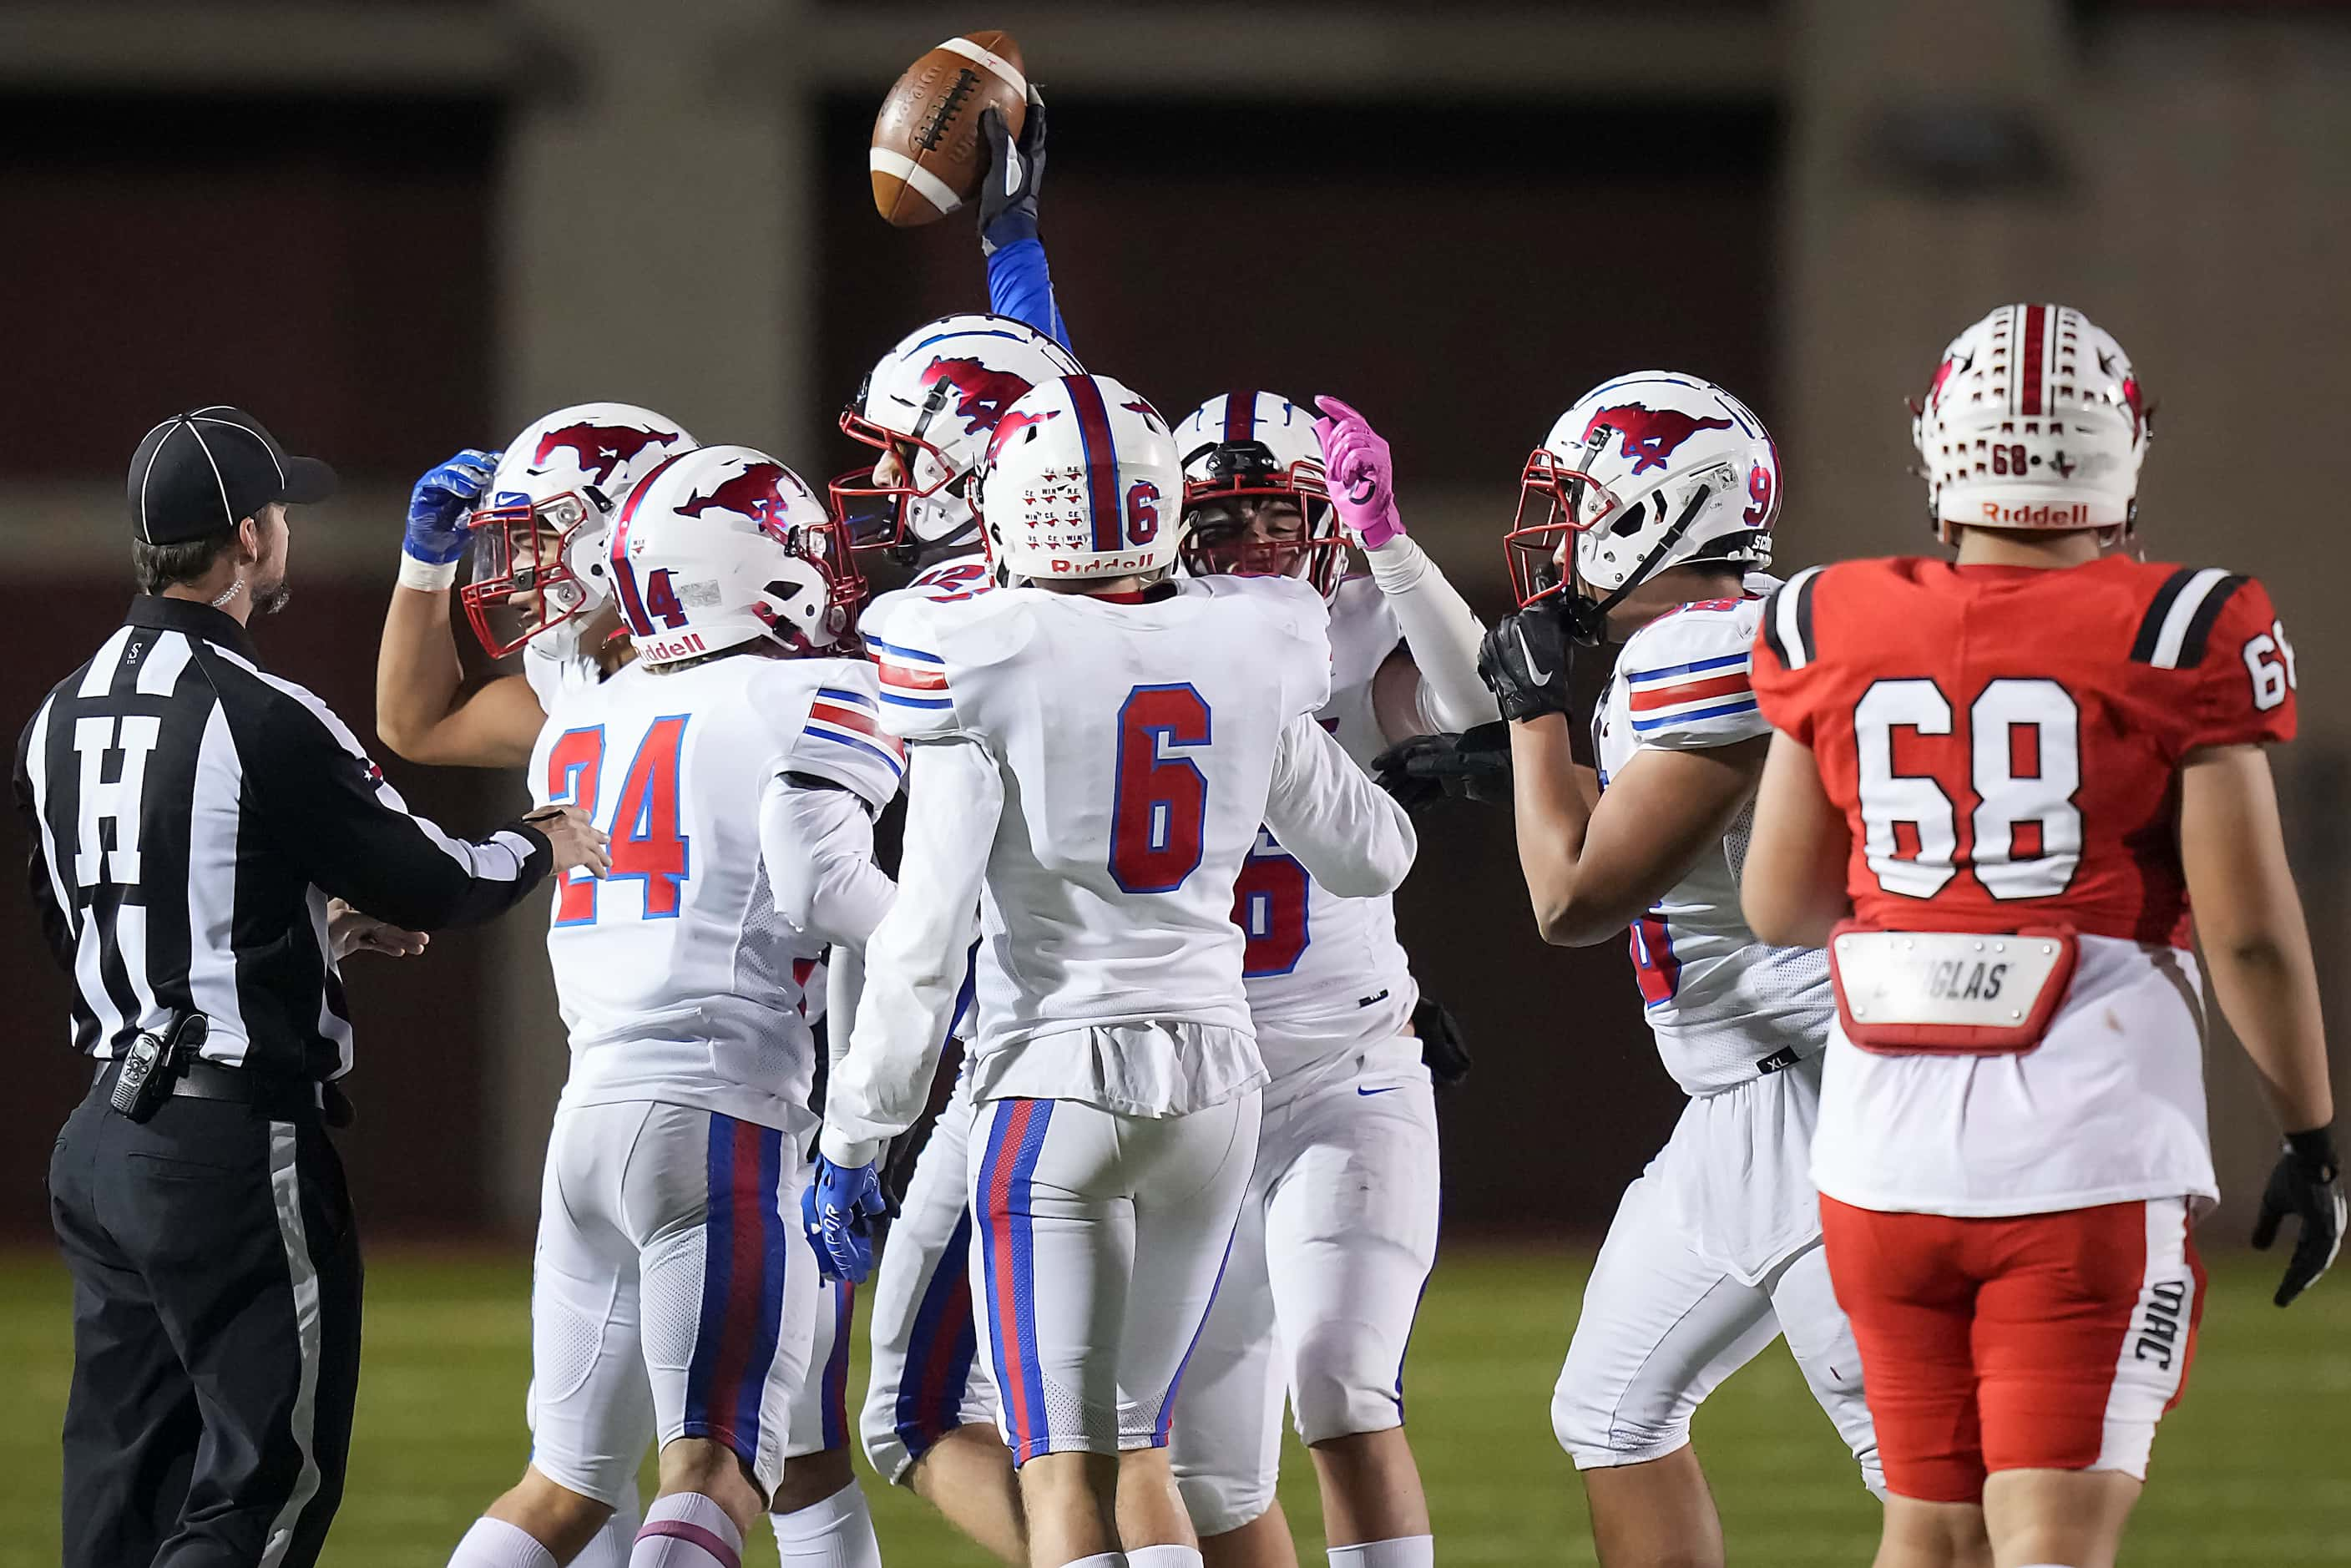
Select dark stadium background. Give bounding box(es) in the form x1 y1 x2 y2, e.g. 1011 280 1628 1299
0 0 2343 1262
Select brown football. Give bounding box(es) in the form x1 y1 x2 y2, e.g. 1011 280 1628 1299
869 31 1028 228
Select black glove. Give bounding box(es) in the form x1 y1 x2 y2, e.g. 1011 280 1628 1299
1373 721 1513 812
1413 994 1471 1089
1478 602 1578 724
978 91 1047 257
2252 1126 2345 1307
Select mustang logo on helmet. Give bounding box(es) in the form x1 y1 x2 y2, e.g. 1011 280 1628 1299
1585 404 1736 476
988 407 1063 461
531 422 683 487
677 463 796 531
922 357 1035 437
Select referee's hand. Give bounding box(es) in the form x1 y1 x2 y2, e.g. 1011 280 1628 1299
326 898 428 961
525 804 610 879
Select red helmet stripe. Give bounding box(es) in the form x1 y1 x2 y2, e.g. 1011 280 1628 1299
2021 303 2050 417
607 450 691 634
1065 376 1124 554
1224 390 1256 443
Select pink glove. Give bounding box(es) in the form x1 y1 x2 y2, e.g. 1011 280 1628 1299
1313 395 1406 550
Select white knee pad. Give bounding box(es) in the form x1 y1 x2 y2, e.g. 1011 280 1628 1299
1174 1463 1279 1540
1288 1318 1407 1448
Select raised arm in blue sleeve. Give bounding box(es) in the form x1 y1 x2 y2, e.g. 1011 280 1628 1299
977 100 1072 351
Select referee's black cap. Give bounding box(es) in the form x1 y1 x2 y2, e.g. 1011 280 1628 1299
127 407 338 544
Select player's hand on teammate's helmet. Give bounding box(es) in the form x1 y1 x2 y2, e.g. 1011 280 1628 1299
1313 397 1406 550
1373 721 1513 812
978 89 1048 258
803 1156 889 1283
1479 602 1579 724
2252 1126 2344 1307
523 804 610 881
405 448 501 567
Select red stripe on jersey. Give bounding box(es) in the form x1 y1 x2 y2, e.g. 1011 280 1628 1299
812 701 906 756
1629 672 1752 711
2021 304 2048 416
877 660 946 691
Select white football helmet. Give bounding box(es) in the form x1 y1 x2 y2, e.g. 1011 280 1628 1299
1914 303 2149 538
975 373 1182 585
833 312 1085 557
1505 372 1779 640
607 445 864 666
1172 392 1344 599
462 402 696 657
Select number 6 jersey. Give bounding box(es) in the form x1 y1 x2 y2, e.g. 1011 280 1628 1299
1750 554 2298 1215
822 574 1418 1160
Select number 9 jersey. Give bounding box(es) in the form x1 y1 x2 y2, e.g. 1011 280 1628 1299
1751 553 2297 1215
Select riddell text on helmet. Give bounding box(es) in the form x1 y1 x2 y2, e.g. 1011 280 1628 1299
1982 500 2092 526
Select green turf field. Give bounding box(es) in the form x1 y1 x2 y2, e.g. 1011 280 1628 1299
0 1246 2343 1565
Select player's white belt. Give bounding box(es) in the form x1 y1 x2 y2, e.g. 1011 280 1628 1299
1828 924 2079 1056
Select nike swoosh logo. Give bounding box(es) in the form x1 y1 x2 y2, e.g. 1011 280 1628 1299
1357 1086 1399 1097
1516 622 1553 685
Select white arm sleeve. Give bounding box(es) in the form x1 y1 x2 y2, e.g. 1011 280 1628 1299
758 777 897 949
1262 713 1418 898
822 740 999 1167
1363 534 1499 732
823 944 864 1080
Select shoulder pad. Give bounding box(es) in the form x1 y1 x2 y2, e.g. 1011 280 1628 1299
1185 572 1332 644
756 657 904 807
861 588 1034 741
1755 564 1828 672
1618 593 1768 750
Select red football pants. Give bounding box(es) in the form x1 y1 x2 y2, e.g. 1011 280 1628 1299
1818 1195 2204 1503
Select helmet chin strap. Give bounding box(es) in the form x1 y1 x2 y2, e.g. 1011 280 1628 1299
1562 483 1713 645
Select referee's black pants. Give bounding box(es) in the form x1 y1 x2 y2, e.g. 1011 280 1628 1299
48 1081 363 1568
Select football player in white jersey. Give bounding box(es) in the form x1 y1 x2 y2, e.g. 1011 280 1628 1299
832 305 1084 1561
810 373 1417 1568
1470 375 1884 1568
381 409 893 1568
1159 390 1494 1568
442 446 900 1568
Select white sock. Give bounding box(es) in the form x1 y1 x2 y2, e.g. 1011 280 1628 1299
572 1477 640 1568
1328 1539 1435 1568
630 1493 744 1568
449 1517 559 1568
1125 1549 1199 1568
1059 1555 1126 1568
770 1479 884 1568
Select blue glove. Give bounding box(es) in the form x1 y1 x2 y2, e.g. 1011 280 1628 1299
801 1156 888 1283
977 92 1047 258
405 448 501 565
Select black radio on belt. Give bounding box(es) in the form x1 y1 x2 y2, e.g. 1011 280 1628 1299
109 1012 209 1122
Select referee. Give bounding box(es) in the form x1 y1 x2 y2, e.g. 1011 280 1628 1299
17 407 608 1568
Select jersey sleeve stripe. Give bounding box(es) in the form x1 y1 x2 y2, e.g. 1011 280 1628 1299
1764 565 1823 669
2173 574 2247 670
807 727 908 776
1622 650 1750 685
877 660 948 692
862 633 945 665
879 692 954 711
816 685 878 710
2128 567 2197 663
1629 696 1760 733
2136 567 2236 669
810 700 905 755
1629 671 1751 711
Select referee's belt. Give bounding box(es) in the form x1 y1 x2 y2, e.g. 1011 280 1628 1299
95 1057 353 1126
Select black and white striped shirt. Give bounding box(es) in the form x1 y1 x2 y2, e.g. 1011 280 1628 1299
13 596 554 1080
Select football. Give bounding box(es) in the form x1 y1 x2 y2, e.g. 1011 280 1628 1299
869 31 1028 227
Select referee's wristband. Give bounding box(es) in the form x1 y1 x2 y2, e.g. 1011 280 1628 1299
397 553 459 593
